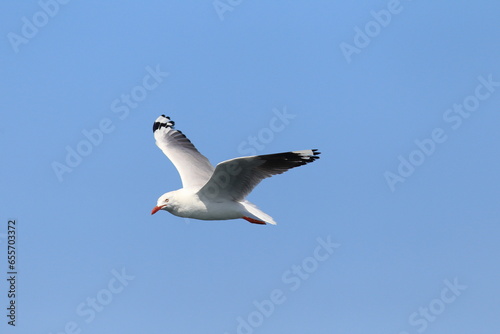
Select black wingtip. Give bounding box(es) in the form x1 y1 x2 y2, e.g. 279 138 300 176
152 115 174 132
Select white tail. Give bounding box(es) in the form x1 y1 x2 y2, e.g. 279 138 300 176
241 201 277 225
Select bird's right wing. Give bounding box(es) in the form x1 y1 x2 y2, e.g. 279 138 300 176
197 149 320 201
153 115 214 189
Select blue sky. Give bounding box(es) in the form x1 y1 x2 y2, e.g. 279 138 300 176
1 1 500 333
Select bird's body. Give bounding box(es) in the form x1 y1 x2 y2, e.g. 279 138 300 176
150 115 320 225
157 189 246 221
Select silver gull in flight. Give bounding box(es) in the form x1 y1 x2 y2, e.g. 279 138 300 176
150 115 320 225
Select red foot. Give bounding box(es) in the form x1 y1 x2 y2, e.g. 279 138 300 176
243 216 266 225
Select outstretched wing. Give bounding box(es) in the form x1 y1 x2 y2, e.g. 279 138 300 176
153 115 214 189
197 149 320 201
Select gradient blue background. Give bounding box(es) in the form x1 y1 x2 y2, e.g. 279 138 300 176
1 1 500 333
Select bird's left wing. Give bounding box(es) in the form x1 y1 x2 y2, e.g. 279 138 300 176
197 149 320 201
153 115 214 189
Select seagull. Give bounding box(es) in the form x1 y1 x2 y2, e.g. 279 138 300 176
150 115 320 225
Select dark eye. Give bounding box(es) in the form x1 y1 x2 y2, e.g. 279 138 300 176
165 199 169 203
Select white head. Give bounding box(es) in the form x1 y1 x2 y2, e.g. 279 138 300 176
151 191 176 215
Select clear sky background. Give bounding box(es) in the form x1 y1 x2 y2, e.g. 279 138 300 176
1 1 500 333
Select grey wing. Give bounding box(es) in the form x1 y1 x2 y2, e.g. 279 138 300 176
153 115 215 189
197 149 320 201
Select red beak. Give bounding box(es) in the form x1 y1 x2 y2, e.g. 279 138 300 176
151 206 163 215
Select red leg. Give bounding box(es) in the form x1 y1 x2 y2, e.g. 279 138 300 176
242 216 266 225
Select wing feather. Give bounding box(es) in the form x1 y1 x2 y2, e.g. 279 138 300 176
153 115 214 189
197 149 320 201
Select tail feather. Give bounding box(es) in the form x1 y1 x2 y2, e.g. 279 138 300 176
241 201 277 225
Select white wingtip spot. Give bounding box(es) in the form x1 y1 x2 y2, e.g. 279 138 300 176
292 149 321 161
153 115 175 133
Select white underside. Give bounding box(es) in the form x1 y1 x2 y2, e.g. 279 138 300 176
164 189 277 225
